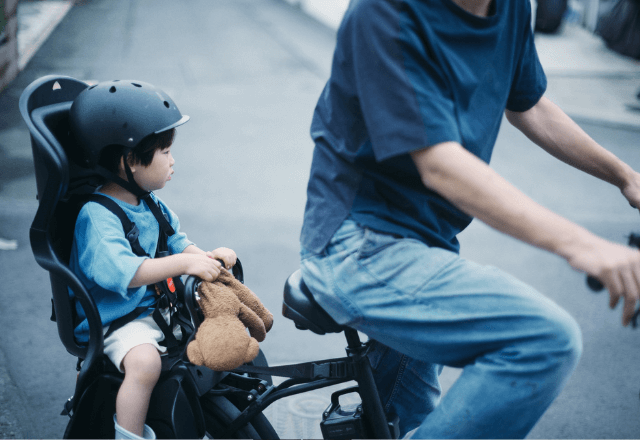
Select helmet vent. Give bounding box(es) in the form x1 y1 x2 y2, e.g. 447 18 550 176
88 85 97 90
163 101 170 108
123 122 128 129
109 86 117 93
132 83 142 87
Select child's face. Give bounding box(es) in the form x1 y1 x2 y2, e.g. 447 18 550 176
132 146 175 192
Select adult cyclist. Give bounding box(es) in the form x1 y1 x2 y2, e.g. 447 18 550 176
299 0 640 437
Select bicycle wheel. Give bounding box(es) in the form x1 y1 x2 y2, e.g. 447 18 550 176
201 394 278 439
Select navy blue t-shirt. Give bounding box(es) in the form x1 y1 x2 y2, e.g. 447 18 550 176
301 0 547 254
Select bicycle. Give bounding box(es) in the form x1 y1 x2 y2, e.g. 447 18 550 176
184 269 399 439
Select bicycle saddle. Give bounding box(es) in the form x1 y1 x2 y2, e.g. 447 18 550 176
282 270 346 335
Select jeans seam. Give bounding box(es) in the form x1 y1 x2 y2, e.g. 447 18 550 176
407 258 459 297
384 354 409 413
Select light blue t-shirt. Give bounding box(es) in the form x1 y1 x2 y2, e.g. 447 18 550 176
69 192 193 342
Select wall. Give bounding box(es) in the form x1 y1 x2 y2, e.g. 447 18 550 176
0 0 19 93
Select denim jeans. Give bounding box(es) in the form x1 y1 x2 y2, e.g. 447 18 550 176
300 218 582 439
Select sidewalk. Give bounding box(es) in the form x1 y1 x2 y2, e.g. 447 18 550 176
536 22 640 131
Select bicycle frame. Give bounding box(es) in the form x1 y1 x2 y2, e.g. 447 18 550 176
212 328 394 439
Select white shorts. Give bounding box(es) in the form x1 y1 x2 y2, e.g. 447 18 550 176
103 308 182 373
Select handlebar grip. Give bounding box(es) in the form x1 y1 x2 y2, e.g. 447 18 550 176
215 259 244 283
586 275 604 292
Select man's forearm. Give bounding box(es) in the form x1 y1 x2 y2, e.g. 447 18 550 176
410 141 597 260
412 140 640 326
505 96 633 189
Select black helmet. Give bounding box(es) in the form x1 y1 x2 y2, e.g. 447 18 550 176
69 79 189 168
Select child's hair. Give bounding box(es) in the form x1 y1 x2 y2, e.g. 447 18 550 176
98 129 175 174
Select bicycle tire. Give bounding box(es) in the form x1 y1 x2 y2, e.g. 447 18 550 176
201 394 278 439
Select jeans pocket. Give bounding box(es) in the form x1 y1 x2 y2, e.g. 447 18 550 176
300 246 321 262
353 229 459 299
356 228 402 261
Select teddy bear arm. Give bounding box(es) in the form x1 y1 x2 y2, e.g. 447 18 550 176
233 284 274 333
238 304 267 342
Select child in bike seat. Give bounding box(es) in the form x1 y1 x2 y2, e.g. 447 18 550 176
67 80 236 439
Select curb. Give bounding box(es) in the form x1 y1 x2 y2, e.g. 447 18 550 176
569 112 640 132
17 0 74 70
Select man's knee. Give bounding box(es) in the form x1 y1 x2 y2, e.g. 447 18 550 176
548 309 583 367
525 306 583 378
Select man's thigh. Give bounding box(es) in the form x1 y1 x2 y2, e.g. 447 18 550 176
302 220 575 368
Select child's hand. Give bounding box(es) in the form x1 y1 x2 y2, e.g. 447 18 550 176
183 254 222 282
206 247 237 270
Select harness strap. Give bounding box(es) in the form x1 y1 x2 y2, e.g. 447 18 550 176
152 307 180 348
86 194 148 257
232 357 356 380
104 306 150 339
84 193 193 348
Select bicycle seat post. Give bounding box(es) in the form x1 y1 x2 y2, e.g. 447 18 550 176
344 328 392 439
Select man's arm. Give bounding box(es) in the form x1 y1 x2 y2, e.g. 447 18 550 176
411 142 640 325
505 96 640 207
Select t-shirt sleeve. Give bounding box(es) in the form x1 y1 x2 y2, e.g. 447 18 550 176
346 0 461 161
157 198 194 255
74 204 148 297
506 13 547 112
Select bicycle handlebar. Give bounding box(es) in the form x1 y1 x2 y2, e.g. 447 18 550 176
586 275 605 292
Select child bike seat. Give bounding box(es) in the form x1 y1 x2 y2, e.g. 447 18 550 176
282 270 346 335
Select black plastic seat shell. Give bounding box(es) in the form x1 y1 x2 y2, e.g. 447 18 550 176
282 270 345 335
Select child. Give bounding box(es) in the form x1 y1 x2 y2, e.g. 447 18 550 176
67 80 235 439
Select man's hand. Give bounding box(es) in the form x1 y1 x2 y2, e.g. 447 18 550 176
565 237 640 327
206 247 237 270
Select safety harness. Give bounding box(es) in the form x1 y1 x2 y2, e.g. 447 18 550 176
86 193 194 352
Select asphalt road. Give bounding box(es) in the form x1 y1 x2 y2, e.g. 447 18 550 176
0 0 639 438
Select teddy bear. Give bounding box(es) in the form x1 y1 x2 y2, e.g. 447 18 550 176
186 269 274 371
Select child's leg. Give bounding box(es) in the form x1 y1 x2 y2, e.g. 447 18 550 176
116 344 162 436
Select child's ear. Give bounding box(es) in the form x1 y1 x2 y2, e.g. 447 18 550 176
123 152 136 172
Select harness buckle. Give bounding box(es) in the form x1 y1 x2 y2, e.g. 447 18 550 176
126 223 140 243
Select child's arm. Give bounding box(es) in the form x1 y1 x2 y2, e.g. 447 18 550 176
129 253 222 287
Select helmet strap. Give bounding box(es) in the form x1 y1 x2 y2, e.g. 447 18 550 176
96 156 176 237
